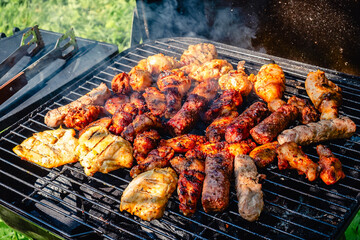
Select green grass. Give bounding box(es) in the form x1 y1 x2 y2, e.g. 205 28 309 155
0 218 31 240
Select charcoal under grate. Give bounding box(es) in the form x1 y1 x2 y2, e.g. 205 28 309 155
0 37 359 240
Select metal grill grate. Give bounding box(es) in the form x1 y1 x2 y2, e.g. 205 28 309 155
0 37 359 240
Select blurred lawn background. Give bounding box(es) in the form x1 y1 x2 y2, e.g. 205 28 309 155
0 0 359 240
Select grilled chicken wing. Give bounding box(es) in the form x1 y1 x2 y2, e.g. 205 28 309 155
109 103 138 135
234 154 264 222
225 102 269 143
206 111 239 142
224 139 257 158
316 145 345 185
277 116 356 145
218 61 253 97
287 96 318 124
130 92 147 114
77 126 133 176
276 142 319 181
203 90 243 122
13 128 78 168
120 167 178 221
143 87 166 117
249 141 278 168
185 141 227 161
79 117 112 137
63 105 102 131
45 83 111 127
129 67 152 92
305 70 342 120
191 79 219 102
180 43 218 74
111 72 132 95
133 129 161 164
188 59 233 82
159 134 206 153
130 146 175 178
105 95 130 115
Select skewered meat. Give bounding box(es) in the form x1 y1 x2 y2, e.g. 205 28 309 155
143 87 166 117
202 152 233 213
180 43 217 74
188 59 233 82
77 126 133 176
250 104 299 145
305 70 342 120
122 112 163 142
191 79 219 102
249 141 278 168
276 142 319 181
13 128 78 168
287 96 318 124
225 102 269 143
120 167 178 221
133 129 161 164
206 111 239 142
224 139 257 158
277 116 356 145
250 63 285 110
130 146 174 178
218 61 253 97
234 155 264 222
79 117 112 137
109 103 138 135
104 95 129 115
45 83 111 127
203 90 243 122
111 72 132 95
129 68 152 91
129 92 147 114
185 141 227 160
159 134 206 153
316 145 345 185
63 105 102 131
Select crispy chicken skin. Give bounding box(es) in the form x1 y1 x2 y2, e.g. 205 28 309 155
111 72 132 95
249 141 278 168
159 134 206 153
218 61 253 97
250 104 299 145
225 102 269 143
63 105 102 131
77 126 133 176
287 96 318 124
79 117 112 137
277 142 319 181
316 145 345 185
133 129 161 164
202 152 233 213
129 67 152 92
105 95 130 115
109 103 138 135
143 87 166 117
203 90 243 122
224 139 257 158
234 155 264 222
188 59 233 82
13 128 79 168
305 70 342 120
130 92 147 114
206 111 239 142
130 146 175 178
146 53 179 75
185 141 227 160
45 83 111 127
277 116 356 145
180 43 218 74
120 167 178 221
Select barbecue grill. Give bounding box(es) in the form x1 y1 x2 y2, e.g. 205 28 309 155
0 36 359 239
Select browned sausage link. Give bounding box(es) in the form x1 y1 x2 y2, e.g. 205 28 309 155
201 152 233 213
250 104 298 145
225 102 269 143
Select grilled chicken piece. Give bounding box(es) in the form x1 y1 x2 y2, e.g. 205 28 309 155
202 152 233 213
305 70 342 120
130 92 147 114
316 145 345 185
143 87 166 117
105 95 130 115
159 134 206 153
250 104 299 145
129 67 152 92
188 59 233 82
180 43 218 74
268 98 286 112
122 112 163 142
130 146 175 178
109 103 138 135
185 141 227 161
278 116 356 145
79 117 112 137
146 53 179 75
203 90 243 122
234 155 264 222
63 105 102 131
133 129 161 164
77 126 133 176
120 167 178 221
277 142 319 181
224 139 257 158
287 96 318 124
45 83 111 127
250 64 285 110
249 141 278 168
191 79 219 102
225 102 269 143
111 72 132 95
13 128 78 168
218 61 253 97
206 111 239 142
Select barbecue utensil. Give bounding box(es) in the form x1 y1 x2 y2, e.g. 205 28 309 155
0 28 78 104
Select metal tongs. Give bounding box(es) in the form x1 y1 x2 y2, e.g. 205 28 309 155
0 28 79 104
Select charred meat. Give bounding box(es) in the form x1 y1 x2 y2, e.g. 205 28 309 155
206 111 239 142
316 145 345 185
63 105 102 131
133 129 161 164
